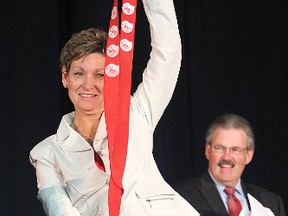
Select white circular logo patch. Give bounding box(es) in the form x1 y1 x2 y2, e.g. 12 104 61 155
109 25 119 39
105 63 119 77
120 39 133 52
111 6 118 19
122 3 135 16
107 44 119 58
121 20 133 34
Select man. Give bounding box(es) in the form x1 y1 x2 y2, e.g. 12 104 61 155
173 113 286 216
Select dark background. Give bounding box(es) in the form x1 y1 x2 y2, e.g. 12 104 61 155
1 0 287 215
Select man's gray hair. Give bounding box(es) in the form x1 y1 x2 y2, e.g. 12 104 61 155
205 113 255 150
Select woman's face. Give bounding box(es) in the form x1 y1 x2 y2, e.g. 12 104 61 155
62 53 105 115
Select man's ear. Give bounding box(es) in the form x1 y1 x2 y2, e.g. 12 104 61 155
205 143 211 160
245 149 254 165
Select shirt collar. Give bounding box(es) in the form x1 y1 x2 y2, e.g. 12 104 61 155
208 170 244 196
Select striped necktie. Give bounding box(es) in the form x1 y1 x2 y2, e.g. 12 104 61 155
224 187 242 216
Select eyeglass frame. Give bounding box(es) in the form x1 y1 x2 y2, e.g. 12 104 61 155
209 143 248 155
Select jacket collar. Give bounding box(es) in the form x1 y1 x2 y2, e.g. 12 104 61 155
199 171 229 215
55 112 107 152
241 180 251 211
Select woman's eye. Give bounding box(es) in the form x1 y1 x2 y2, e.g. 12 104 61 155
95 69 104 78
74 72 83 77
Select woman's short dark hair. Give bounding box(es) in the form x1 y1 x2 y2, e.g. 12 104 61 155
60 28 108 72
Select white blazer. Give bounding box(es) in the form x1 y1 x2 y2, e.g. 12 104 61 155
30 0 199 215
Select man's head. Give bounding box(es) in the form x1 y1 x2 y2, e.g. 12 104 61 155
205 114 255 187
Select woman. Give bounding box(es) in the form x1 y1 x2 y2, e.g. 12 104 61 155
30 0 199 215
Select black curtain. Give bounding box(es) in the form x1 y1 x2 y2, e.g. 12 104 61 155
1 0 287 215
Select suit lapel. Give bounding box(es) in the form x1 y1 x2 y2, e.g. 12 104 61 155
199 172 229 215
241 181 252 211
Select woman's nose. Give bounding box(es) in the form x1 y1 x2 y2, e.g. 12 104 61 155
83 76 94 90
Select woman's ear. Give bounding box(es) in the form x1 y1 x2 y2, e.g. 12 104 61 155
61 67 68 88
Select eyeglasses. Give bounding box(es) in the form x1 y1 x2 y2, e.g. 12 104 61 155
210 144 247 155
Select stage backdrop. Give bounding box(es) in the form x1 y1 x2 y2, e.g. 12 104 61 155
1 0 287 215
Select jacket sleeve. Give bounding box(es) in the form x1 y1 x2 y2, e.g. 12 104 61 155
276 194 286 216
30 144 81 216
131 0 182 129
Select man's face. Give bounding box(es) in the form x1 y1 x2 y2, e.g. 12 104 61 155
205 128 254 187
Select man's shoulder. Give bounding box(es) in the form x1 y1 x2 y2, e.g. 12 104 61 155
244 181 286 215
245 182 280 198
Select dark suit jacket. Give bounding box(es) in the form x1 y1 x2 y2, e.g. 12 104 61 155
173 171 286 216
